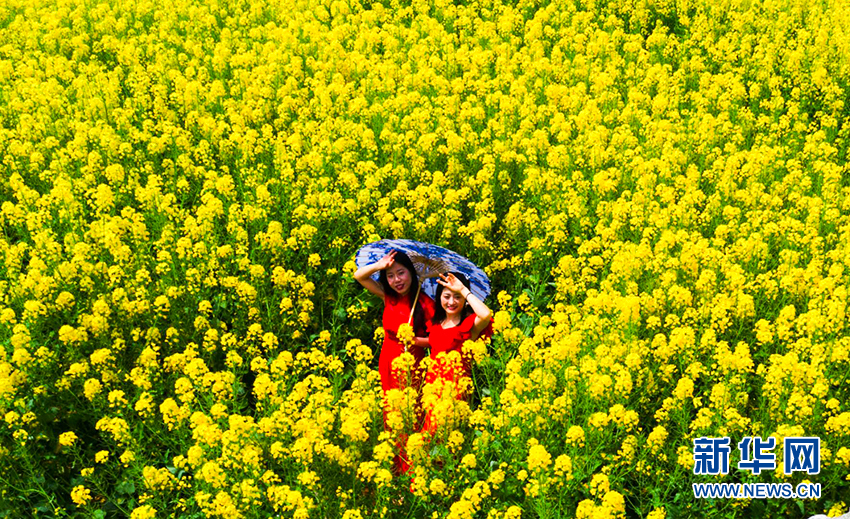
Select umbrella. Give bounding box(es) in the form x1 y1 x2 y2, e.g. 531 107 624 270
355 239 491 308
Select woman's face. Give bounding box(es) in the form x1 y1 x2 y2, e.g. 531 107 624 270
386 264 412 296
440 288 466 317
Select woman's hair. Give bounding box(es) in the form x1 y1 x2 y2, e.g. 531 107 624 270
378 250 426 334
432 271 473 325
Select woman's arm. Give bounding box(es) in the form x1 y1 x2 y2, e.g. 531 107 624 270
353 251 395 298
463 289 492 340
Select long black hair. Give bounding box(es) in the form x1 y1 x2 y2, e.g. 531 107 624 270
378 250 426 335
432 271 474 326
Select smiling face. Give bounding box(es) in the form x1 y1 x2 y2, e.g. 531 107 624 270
440 287 466 317
386 264 412 296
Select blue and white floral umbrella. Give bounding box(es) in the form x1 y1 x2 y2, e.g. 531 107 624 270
355 239 491 301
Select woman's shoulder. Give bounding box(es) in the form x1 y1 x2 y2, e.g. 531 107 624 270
425 317 436 334
420 292 436 317
458 313 478 332
420 292 436 308
384 291 402 306
461 313 493 340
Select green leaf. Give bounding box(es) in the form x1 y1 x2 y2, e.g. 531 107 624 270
116 479 135 495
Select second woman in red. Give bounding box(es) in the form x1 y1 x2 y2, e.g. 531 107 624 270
420 272 493 440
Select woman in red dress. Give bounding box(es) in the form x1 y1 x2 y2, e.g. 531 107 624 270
354 250 435 474
421 272 493 440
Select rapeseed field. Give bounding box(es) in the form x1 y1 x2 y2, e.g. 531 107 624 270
1 0 849 517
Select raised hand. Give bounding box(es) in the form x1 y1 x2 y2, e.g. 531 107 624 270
375 250 397 270
354 250 397 297
436 273 466 294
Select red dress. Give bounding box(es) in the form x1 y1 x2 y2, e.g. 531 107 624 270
379 292 435 392
379 291 435 475
421 314 493 437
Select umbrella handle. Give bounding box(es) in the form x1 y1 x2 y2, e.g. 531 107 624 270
408 284 421 325
403 284 421 353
